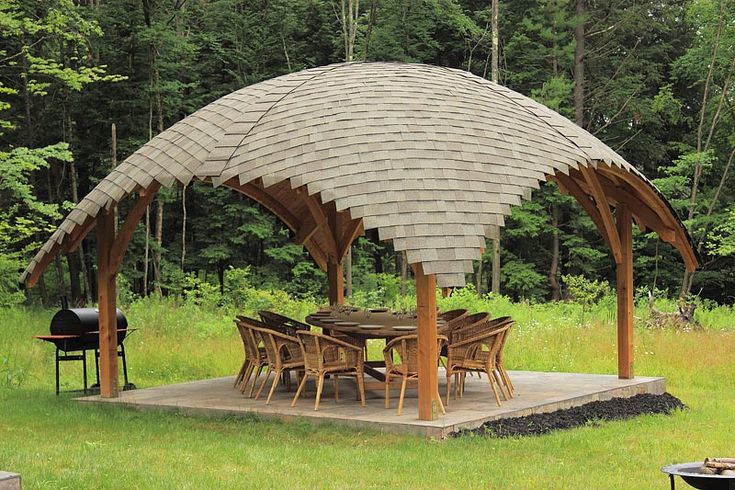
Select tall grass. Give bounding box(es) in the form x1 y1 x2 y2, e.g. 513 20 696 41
1 289 734 488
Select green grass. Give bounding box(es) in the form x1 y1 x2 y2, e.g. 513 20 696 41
0 297 733 489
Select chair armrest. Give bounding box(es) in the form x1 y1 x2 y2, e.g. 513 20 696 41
449 325 510 349
324 334 364 352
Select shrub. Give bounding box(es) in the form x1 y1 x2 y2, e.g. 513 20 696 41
0 254 24 308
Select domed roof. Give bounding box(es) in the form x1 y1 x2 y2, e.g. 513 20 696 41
20 62 697 288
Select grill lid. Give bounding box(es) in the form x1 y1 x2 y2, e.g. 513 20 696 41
50 308 127 336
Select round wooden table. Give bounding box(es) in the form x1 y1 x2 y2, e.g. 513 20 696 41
306 310 446 381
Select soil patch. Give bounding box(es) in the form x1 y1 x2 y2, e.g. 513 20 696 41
453 393 685 438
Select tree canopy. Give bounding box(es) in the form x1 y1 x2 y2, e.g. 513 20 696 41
2 0 734 307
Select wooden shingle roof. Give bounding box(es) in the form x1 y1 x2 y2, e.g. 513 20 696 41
20 62 698 288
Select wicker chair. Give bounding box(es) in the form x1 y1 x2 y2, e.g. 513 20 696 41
233 322 250 389
438 309 469 330
487 316 514 397
292 330 366 411
257 310 311 337
234 320 268 398
248 324 305 404
445 319 514 406
439 311 489 341
438 312 489 369
450 315 515 399
383 334 448 416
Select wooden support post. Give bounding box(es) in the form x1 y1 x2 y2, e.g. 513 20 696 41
616 203 634 379
96 209 119 398
327 258 344 305
414 263 439 421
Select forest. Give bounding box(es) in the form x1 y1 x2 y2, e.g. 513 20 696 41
1 0 735 308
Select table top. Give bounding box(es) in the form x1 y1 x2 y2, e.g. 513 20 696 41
306 309 446 339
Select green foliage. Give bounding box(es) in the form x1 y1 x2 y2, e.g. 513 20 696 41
0 143 70 255
0 254 24 308
350 272 412 309
562 274 612 310
501 260 547 301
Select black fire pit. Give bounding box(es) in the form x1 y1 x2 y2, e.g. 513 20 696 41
34 308 136 394
662 463 735 490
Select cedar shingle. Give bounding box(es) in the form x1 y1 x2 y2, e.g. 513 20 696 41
20 62 694 287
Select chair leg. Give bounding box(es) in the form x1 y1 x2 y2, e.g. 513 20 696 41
488 372 502 406
445 372 451 406
494 369 509 400
248 364 264 398
333 375 339 402
239 363 254 394
314 373 325 411
385 376 391 409
397 375 408 416
234 359 248 388
356 371 366 407
435 385 446 415
266 368 282 405
500 366 514 395
255 367 272 400
291 373 309 407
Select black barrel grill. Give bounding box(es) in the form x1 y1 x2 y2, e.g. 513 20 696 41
34 308 135 394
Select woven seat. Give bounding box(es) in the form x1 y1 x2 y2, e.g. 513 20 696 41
247 323 305 405
445 318 514 406
234 320 268 398
292 330 366 411
383 334 448 416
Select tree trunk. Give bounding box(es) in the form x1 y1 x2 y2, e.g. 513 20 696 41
53 255 67 304
341 0 359 62
143 205 150 296
489 0 501 295
154 198 164 296
491 237 500 294
550 203 561 300
363 0 378 60
475 254 484 295
67 253 82 304
573 0 585 127
70 158 92 304
181 184 187 270
400 250 408 296
491 0 498 82
345 248 353 297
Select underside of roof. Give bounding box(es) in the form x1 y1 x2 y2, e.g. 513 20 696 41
20 62 699 289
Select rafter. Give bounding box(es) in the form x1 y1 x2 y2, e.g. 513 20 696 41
64 215 97 254
571 172 677 243
109 183 162 273
551 173 612 250
579 165 623 263
337 218 364 259
294 213 319 245
298 188 338 259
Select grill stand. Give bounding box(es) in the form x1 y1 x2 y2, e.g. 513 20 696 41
54 344 133 395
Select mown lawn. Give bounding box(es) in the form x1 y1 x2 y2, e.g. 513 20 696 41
0 300 733 489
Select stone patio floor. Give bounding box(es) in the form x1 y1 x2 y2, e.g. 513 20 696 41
78 370 665 439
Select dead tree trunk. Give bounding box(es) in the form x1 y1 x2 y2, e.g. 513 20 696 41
489 0 501 295
573 0 585 128
550 203 561 300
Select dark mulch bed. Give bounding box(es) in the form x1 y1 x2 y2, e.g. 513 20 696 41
453 393 685 438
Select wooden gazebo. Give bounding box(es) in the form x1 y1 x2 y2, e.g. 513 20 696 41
20 62 698 421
